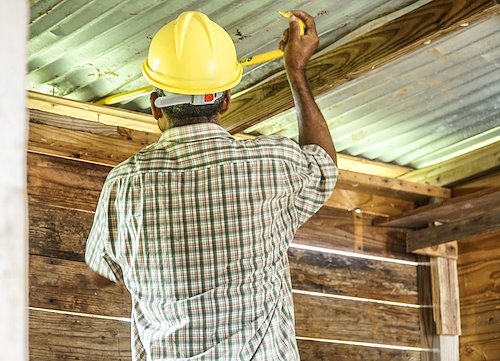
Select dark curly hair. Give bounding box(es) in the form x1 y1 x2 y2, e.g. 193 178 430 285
155 88 225 127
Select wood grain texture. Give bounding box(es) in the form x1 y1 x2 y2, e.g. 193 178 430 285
430 258 461 335
29 310 131 361
400 141 500 187
29 255 421 346
453 168 500 196
289 248 418 304
29 256 131 317
295 207 415 261
338 170 450 200
379 187 500 228
220 0 499 133
297 340 422 361
29 201 93 261
29 309 422 361
417 257 438 361
407 211 500 251
28 121 438 214
29 122 144 166
29 109 160 145
293 293 421 346
28 91 159 134
27 152 109 211
325 188 414 217
458 233 500 360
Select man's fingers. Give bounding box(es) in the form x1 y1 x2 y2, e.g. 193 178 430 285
291 10 317 36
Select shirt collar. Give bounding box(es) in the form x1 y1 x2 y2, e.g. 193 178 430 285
159 123 234 144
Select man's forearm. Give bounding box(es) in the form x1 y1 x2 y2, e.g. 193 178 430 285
287 69 337 164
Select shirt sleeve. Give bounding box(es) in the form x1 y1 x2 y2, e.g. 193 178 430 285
85 181 122 283
293 144 338 225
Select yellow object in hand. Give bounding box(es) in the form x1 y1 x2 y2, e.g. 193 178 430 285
238 11 306 67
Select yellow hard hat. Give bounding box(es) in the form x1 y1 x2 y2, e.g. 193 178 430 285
141 11 243 95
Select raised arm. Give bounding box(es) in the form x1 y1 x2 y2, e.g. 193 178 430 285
279 10 337 164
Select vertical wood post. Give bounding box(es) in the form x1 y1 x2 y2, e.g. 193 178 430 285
0 0 28 359
430 257 461 361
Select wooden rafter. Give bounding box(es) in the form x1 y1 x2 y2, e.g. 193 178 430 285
377 187 500 228
407 210 500 251
398 141 500 186
220 0 500 134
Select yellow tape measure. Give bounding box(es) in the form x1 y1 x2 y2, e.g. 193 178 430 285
238 11 306 67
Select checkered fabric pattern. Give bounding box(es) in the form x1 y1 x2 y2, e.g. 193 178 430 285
86 123 338 360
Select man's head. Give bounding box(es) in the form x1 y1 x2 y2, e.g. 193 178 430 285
142 11 242 130
150 88 230 131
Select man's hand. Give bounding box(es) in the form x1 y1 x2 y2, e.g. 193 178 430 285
279 10 319 73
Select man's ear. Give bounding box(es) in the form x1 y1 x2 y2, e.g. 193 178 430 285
150 92 163 120
219 90 231 115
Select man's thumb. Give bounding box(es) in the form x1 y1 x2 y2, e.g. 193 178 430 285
288 16 301 39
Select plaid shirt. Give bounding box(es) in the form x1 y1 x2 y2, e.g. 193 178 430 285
86 123 338 361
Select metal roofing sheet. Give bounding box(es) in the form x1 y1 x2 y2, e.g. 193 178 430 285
27 0 427 111
247 14 500 167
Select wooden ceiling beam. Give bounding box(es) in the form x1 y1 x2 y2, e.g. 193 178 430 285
377 187 500 228
220 0 500 134
398 141 500 187
406 210 500 252
337 170 450 201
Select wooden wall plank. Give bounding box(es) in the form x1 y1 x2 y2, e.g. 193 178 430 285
27 152 109 211
289 248 417 304
29 309 422 361
29 201 93 262
297 340 421 361
30 206 419 304
453 168 500 196
295 207 415 261
29 310 131 361
458 233 500 360
29 256 130 317
407 211 500 251
293 293 421 346
29 255 420 346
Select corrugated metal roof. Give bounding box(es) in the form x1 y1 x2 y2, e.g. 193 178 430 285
27 0 500 169
27 0 427 110
247 14 500 167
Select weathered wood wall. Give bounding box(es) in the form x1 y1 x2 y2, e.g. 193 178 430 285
455 171 500 360
28 109 427 360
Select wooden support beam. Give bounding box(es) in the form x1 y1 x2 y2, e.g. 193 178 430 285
338 170 450 201
220 0 500 134
28 91 159 133
378 187 500 228
406 211 500 251
411 241 458 260
399 141 500 186
430 258 461 336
